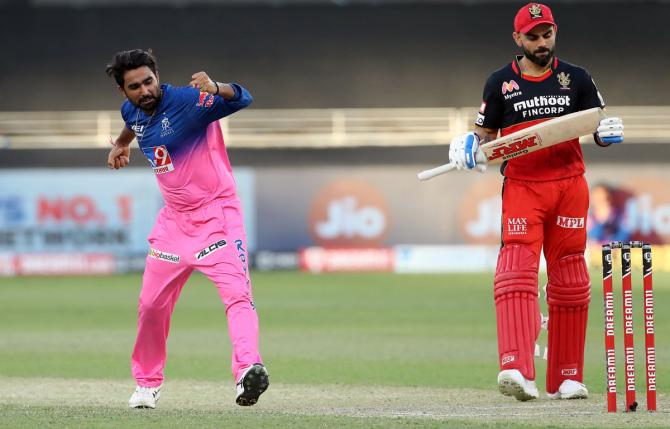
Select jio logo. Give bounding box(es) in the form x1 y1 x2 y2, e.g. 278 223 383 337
308 179 389 247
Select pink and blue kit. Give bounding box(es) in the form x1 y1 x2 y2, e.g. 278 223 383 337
121 83 261 386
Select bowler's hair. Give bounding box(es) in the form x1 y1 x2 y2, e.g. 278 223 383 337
105 49 159 87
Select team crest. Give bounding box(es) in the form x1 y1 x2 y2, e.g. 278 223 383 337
160 116 175 137
557 72 571 90
528 4 543 18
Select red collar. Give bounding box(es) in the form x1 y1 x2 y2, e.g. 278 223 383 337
511 56 558 82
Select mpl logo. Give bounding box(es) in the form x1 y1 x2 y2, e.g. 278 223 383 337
142 145 175 175
556 216 584 229
308 179 389 247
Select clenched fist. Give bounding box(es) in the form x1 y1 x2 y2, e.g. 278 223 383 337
108 136 130 169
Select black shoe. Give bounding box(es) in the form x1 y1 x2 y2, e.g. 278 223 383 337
235 364 269 406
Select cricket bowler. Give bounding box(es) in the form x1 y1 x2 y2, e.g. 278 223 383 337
448 3 624 401
105 49 268 409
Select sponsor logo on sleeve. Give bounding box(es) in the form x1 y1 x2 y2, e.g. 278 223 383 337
148 248 180 264
195 239 227 261
196 92 215 108
142 145 175 175
556 216 585 229
475 113 485 126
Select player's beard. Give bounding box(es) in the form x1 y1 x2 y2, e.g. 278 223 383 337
523 45 554 67
135 90 162 114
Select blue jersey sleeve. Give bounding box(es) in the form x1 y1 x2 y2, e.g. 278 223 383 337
180 83 253 126
120 101 136 131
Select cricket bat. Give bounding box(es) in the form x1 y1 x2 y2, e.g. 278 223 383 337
417 107 605 181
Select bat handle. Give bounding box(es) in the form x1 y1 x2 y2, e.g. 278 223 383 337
417 151 488 181
417 162 457 181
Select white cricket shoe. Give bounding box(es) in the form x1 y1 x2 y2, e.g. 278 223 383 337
236 364 269 406
497 369 539 401
547 379 589 400
129 384 162 409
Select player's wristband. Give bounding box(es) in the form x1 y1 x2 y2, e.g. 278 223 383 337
213 81 220 96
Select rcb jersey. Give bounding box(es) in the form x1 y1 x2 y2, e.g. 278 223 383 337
476 56 604 181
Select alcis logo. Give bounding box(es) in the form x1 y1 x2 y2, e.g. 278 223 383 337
556 216 585 229
487 134 540 161
502 80 520 94
195 239 227 261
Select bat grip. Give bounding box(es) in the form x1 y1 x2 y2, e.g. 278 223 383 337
417 163 457 181
417 150 488 181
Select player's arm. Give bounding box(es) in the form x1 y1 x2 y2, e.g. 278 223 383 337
107 126 135 170
190 71 252 106
191 72 239 100
475 126 498 143
187 71 253 123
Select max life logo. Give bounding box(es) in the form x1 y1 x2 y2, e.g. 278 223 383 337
507 217 528 236
308 179 389 247
487 134 541 161
142 145 175 175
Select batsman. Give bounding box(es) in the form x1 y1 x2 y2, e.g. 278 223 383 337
449 3 624 401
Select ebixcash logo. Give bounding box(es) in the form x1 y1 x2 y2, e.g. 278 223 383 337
195 239 227 261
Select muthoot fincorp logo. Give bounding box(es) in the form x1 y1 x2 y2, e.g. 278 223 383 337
514 95 571 118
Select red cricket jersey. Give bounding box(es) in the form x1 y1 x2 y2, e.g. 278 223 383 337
475 56 605 181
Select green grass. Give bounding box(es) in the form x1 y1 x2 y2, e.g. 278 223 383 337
1 271 669 428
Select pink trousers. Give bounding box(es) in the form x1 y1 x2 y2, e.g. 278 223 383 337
131 197 262 387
